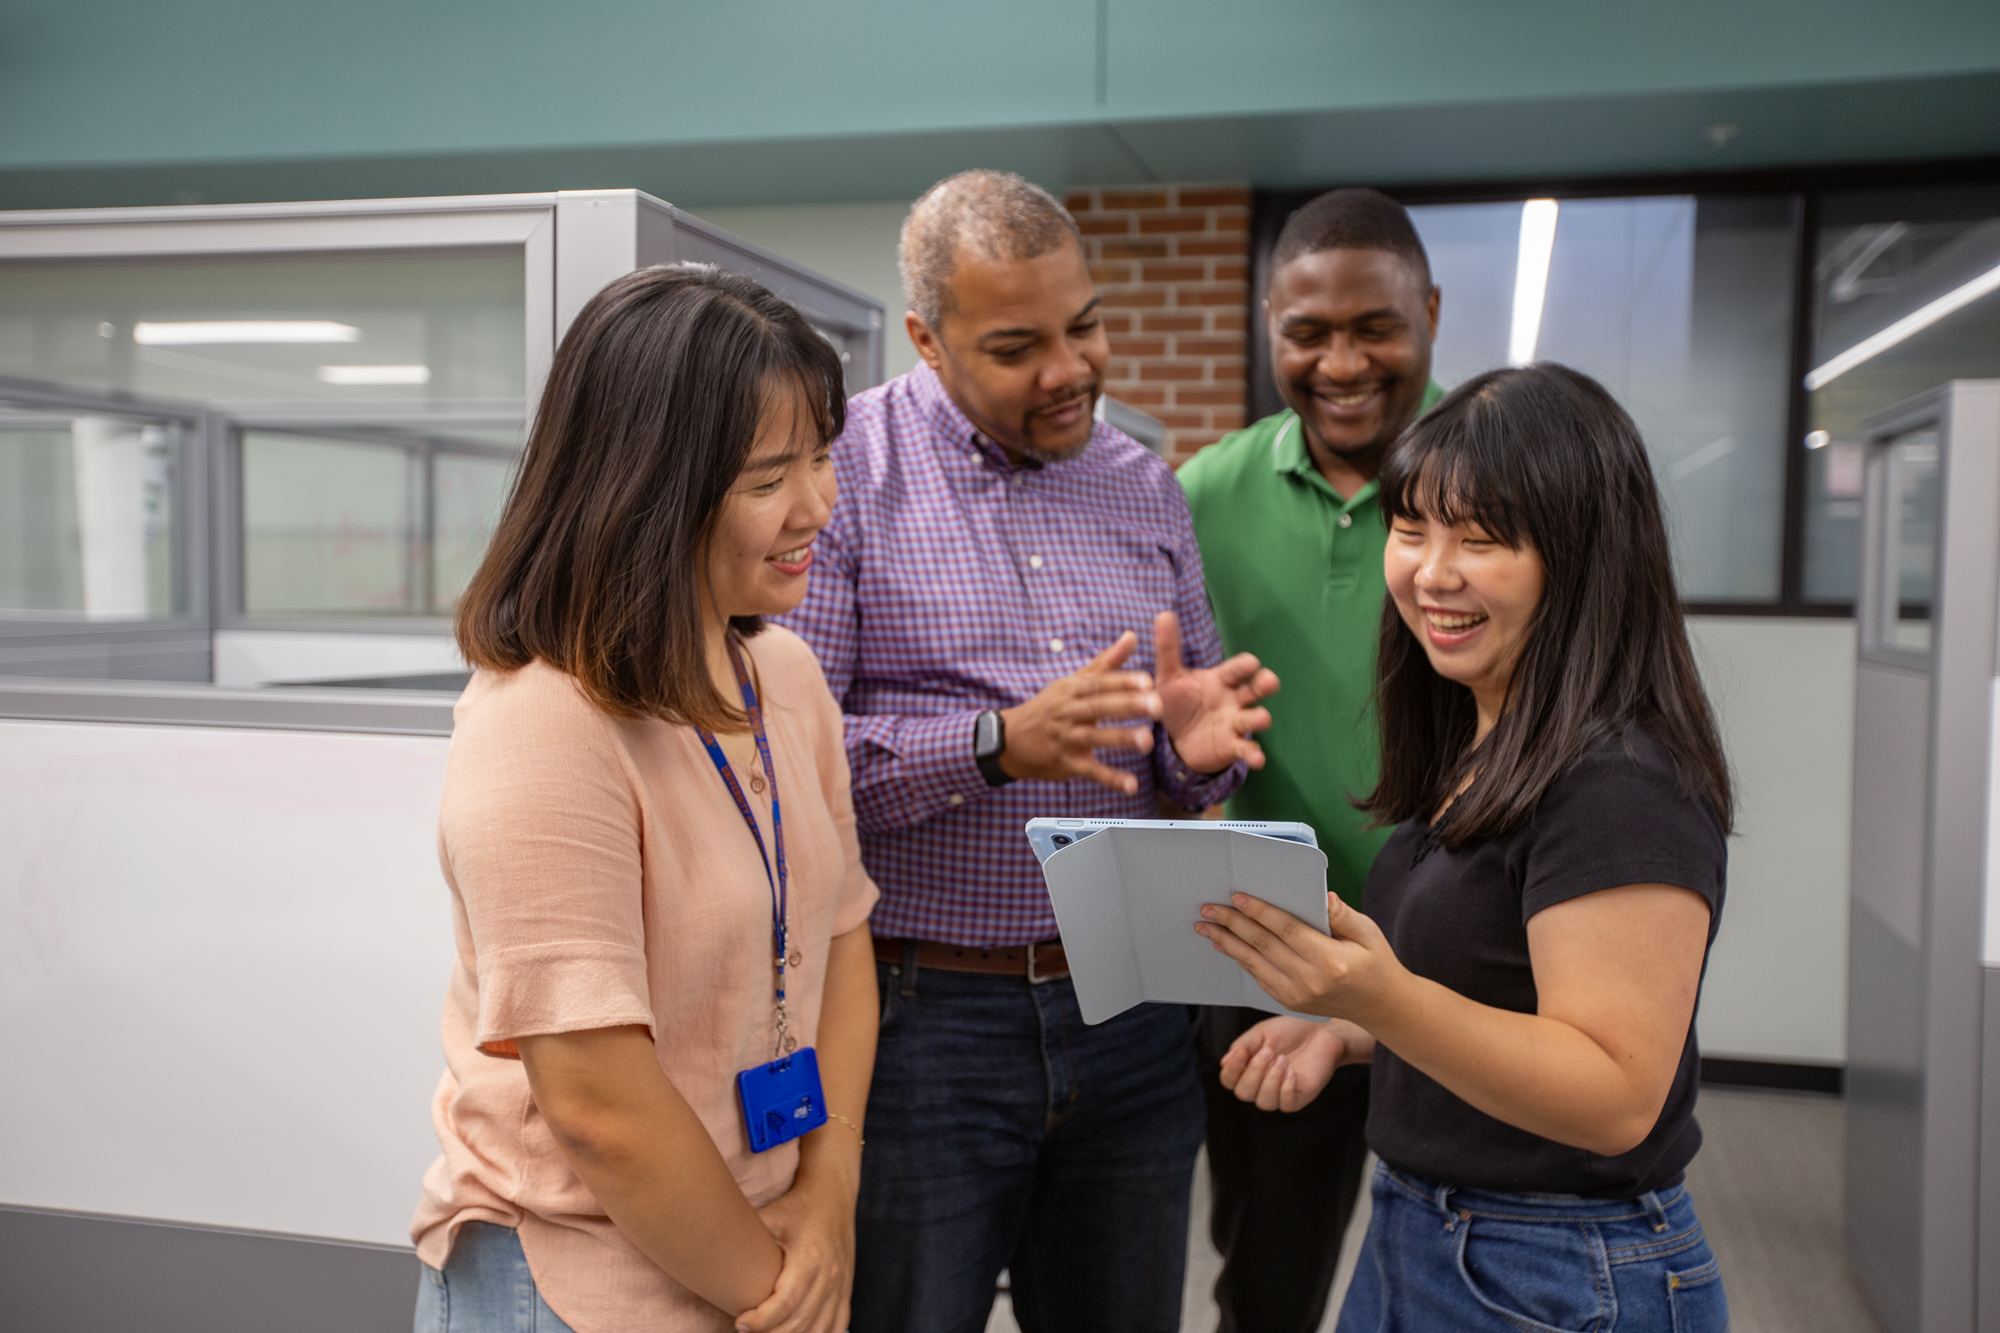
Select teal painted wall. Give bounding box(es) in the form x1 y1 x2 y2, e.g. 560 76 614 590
0 0 1995 206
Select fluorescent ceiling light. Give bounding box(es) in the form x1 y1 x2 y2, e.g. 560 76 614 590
316 364 431 386
1806 260 2000 391
133 320 360 345
1508 199 1560 367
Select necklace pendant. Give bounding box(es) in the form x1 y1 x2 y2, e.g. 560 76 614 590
749 773 766 795
788 950 803 968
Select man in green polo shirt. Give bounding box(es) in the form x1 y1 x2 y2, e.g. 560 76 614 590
1178 188 1442 1333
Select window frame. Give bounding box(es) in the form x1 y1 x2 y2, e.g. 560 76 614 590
0 373 217 678
1249 153 2000 618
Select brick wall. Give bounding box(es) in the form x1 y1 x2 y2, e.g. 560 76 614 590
1065 183 1251 465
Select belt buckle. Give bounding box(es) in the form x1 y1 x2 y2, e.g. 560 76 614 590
1026 941 1056 985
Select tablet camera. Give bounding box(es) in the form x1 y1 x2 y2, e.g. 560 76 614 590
1052 834 1072 846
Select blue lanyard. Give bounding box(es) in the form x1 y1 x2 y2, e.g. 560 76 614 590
695 636 793 1055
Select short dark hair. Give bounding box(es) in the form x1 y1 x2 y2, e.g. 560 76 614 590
1359 363 1733 845
1272 188 1432 286
455 263 846 729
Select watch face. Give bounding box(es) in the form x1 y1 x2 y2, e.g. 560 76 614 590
976 711 1001 757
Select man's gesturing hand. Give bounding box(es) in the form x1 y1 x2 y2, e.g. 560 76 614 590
999 632 1162 794
1153 611 1279 775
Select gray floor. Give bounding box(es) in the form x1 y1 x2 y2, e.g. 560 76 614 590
990 1086 1883 1333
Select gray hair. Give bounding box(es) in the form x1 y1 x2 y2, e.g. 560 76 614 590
899 170 1083 329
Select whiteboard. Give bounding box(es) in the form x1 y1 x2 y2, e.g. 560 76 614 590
0 719 455 1247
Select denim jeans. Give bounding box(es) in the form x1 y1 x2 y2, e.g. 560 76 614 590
850 962 1206 1333
1337 1162 1728 1333
414 1222 577 1333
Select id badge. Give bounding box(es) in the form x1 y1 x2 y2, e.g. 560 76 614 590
737 1047 827 1153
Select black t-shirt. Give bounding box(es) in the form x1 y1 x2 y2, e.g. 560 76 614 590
1362 729 1727 1198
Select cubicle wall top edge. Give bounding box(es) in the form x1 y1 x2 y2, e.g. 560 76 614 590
0 678 455 737
0 193 563 229
645 195 886 329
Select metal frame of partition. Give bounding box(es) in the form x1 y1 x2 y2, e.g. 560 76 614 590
0 190 887 679
1843 380 2000 1333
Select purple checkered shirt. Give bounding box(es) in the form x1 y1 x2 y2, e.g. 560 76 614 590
777 365 1246 948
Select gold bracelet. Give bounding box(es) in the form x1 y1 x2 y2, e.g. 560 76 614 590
826 1112 865 1147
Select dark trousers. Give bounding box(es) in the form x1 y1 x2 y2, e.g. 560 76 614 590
1196 1004 1374 1333
851 963 1206 1333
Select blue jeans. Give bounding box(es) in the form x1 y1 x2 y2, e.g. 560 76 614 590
1337 1163 1728 1333
414 1222 577 1333
851 963 1206 1333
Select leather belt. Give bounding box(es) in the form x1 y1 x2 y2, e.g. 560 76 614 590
873 936 1069 983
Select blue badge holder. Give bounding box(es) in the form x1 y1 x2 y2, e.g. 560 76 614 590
737 1047 828 1153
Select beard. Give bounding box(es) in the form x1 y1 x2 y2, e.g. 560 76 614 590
1018 383 1099 461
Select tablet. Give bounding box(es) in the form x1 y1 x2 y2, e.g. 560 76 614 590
1024 816 1317 864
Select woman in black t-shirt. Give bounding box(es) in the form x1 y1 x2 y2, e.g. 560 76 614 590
1196 364 1732 1332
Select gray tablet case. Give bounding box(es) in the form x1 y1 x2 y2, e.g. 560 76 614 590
1038 826 1333 1025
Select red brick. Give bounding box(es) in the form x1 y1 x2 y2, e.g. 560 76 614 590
1139 361 1205 382
1208 407 1248 431
1101 313 1134 334
1089 263 1135 285
1101 288 1167 309
1213 310 1248 332
1213 209 1250 233
1099 238 1168 259
1179 237 1247 258
1174 336 1244 357
1205 358 1248 383
1141 261 1207 283
1109 336 1166 357
1178 185 1251 209
1102 189 1170 211
1174 431 1227 451
1138 211 1212 235
1064 192 1096 213
1112 385 1166 406
1176 385 1245 406
1078 217 1130 236
1104 359 1135 381
1141 313 1206 333
1155 410 1209 429
1179 285 1248 307
1214 260 1249 283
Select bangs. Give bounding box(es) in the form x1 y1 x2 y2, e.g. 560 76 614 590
1379 406 1529 549
763 333 848 450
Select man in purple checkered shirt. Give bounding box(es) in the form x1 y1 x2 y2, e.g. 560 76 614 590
779 171 1279 1333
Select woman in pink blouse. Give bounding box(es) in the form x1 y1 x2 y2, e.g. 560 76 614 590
411 264 878 1333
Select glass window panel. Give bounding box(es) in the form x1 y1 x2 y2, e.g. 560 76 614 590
0 251 525 407
1805 184 2000 602
1408 194 1796 603
242 431 412 615
431 450 517 613
1881 429 1940 652
0 406 177 619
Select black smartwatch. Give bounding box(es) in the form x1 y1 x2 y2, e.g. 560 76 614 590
974 710 1013 788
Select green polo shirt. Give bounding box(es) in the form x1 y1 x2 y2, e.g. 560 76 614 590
1178 385 1444 907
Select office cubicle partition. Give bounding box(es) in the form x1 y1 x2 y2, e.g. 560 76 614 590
1844 380 2000 1333
0 195 883 1332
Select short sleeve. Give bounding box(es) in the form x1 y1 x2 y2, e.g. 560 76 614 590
1519 735 1727 924
439 667 655 1056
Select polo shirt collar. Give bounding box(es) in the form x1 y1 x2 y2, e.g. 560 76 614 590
1270 412 1378 513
